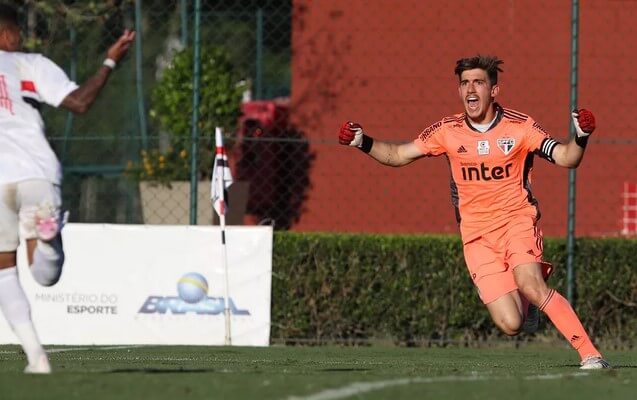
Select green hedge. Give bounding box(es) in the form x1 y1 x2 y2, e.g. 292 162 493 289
271 232 637 346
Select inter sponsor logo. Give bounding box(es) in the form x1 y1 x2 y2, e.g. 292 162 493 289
461 162 513 181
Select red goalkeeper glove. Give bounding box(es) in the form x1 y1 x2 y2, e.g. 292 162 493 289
572 108 596 137
338 121 364 147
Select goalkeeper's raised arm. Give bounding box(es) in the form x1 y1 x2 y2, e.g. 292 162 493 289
338 121 424 167
550 109 596 168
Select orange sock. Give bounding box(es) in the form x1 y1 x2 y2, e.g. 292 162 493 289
539 289 601 360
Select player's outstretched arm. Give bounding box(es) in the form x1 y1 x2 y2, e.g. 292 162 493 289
60 29 136 114
338 121 424 167
551 109 595 168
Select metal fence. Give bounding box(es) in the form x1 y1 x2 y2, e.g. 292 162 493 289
14 0 637 238
18 0 292 226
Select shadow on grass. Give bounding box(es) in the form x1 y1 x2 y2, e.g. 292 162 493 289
556 364 633 371
319 368 372 372
109 368 215 374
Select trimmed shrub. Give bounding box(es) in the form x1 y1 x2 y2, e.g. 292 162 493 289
271 232 637 347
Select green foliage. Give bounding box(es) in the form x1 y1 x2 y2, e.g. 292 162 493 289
124 147 190 188
128 46 246 186
271 233 637 347
272 232 483 345
150 46 246 140
571 238 637 347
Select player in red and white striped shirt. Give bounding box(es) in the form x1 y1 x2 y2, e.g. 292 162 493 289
0 4 135 374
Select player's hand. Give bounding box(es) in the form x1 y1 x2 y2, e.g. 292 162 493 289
338 121 364 147
106 29 136 62
572 108 595 137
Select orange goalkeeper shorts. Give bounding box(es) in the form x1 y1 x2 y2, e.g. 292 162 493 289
462 215 552 304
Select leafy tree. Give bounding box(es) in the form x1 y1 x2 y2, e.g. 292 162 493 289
150 46 245 140
126 46 246 185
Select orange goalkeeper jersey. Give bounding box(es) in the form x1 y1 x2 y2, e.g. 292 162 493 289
413 104 559 243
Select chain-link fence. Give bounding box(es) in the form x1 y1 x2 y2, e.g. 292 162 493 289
8 0 291 226
13 0 637 237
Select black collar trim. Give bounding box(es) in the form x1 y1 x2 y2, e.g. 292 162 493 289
465 103 503 132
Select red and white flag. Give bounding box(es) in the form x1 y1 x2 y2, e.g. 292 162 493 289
211 127 233 216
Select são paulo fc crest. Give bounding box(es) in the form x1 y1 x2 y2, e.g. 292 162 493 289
496 138 516 155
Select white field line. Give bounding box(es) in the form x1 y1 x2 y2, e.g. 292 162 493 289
287 372 591 400
0 345 144 354
47 345 145 353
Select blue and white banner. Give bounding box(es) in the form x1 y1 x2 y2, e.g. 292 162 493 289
0 224 273 346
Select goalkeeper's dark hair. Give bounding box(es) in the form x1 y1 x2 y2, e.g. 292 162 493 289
0 3 19 27
454 55 504 86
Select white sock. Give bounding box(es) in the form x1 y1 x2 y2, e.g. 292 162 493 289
31 237 64 287
0 267 46 364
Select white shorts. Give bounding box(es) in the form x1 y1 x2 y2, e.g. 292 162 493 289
0 180 61 252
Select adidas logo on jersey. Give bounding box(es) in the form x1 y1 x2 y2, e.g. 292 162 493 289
457 145 467 153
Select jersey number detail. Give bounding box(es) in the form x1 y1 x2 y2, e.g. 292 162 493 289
0 75 14 115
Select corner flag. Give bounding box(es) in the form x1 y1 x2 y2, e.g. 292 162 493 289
211 127 234 345
211 127 234 216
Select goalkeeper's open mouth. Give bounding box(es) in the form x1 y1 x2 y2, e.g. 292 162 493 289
466 95 480 111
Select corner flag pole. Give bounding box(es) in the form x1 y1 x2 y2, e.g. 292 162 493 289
212 127 233 345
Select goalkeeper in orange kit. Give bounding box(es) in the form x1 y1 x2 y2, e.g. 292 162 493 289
339 55 610 370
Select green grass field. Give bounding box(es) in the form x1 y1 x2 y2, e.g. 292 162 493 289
0 344 634 399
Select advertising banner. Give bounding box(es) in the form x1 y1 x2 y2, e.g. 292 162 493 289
0 224 273 346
